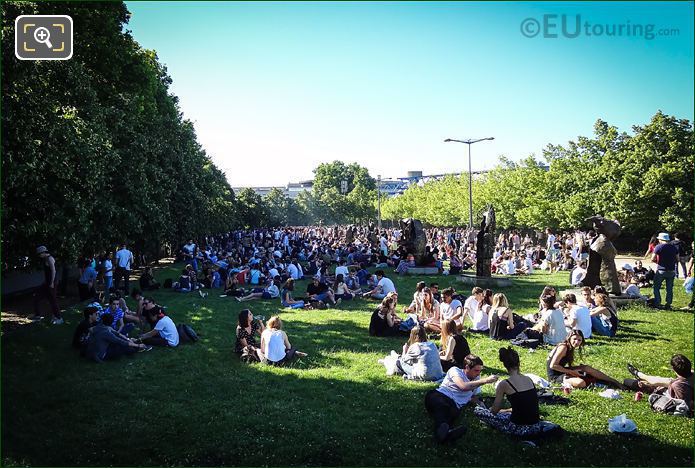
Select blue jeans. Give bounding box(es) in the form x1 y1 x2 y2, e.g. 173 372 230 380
314 292 331 303
653 270 676 306
591 316 612 337
104 276 113 294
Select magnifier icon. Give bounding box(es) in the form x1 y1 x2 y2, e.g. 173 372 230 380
33 27 53 49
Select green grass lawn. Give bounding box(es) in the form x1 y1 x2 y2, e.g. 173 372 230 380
2 267 693 466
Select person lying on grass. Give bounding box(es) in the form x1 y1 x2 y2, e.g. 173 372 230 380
424 354 497 443
546 330 625 389
236 277 281 302
260 316 307 365
474 347 551 437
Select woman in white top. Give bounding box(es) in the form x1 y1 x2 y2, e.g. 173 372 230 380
420 287 441 333
260 316 307 365
333 274 354 304
469 289 491 333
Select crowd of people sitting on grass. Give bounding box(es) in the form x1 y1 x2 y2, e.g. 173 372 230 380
38 222 691 444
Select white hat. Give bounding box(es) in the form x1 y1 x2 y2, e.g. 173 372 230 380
608 414 637 433
621 263 634 271
36 245 48 254
657 232 671 242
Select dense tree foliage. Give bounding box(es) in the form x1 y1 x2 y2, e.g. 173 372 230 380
311 161 377 224
382 112 694 238
2 1 238 268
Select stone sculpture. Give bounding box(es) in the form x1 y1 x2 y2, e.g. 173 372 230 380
398 218 427 266
580 215 622 295
476 206 496 277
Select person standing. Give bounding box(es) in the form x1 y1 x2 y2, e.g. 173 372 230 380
114 243 134 294
32 245 63 324
652 232 678 310
102 252 114 296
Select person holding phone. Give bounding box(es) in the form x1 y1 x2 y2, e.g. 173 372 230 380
546 330 625 389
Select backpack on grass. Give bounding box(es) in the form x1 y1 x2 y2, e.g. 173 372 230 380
176 323 199 344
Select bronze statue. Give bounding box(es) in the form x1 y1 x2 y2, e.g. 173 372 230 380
476 206 496 277
344 225 355 245
398 218 427 266
580 215 622 295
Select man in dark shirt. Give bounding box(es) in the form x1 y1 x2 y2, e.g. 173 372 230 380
306 276 336 306
652 232 678 310
72 306 99 351
85 313 148 363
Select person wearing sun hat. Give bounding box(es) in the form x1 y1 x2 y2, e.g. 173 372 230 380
651 232 678 310
32 245 63 324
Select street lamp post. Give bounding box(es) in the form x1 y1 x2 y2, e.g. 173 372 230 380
377 175 382 230
443 137 494 228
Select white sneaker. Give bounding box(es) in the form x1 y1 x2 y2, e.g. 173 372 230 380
51 317 64 325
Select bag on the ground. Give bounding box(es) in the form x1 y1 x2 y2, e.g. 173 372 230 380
176 323 199 344
399 315 418 332
510 331 541 349
648 392 691 416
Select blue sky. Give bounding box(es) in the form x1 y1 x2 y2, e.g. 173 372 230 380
125 1 694 187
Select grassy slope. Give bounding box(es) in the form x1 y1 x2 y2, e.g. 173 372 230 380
2 267 693 466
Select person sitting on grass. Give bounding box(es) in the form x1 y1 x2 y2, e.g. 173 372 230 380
488 293 527 340
562 293 592 339
369 292 406 337
439 319 470 372
99 295 135 337
465 288 491 334
281 278 307 309
462 287 484 331
85 312 150 362
404 281 426 315
235 309 264 361
580 286 595 309
363 270 397 300
333 274 354 304
72 305 99 353
424 354 498 443
474 347 549 437
546 330 625 389
136 307 179 347
624 354 693 413
523 295 567 346
223 272 245 298
345 269 363 294
395 326 444 381
395 253 416 275
420 287 441 334
439 287 464 330
260 315 308 365
174 268 192 293
590 293 618 337
237 277 281 302
139 266 160 291
306 275 337 307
